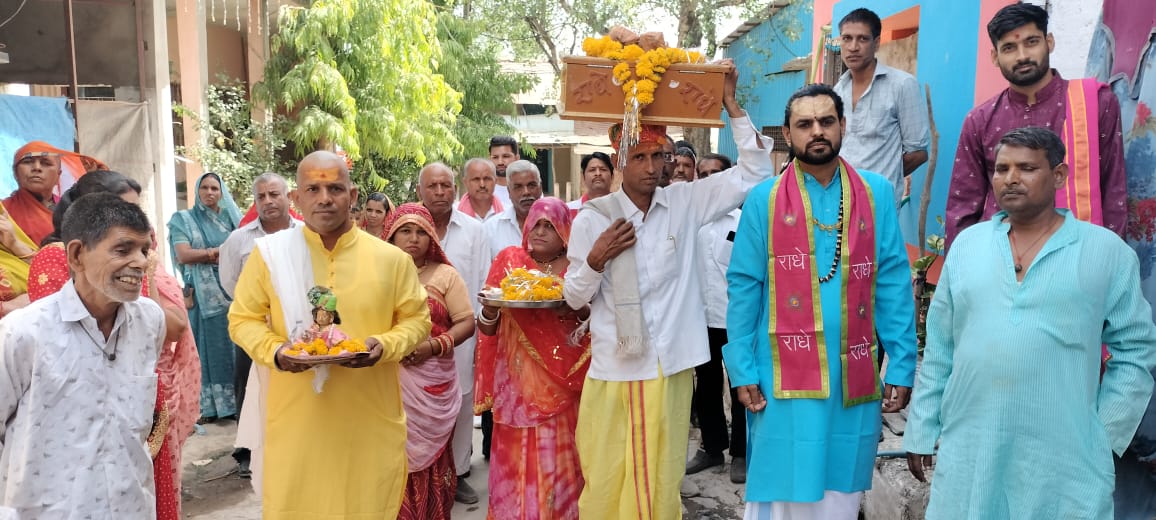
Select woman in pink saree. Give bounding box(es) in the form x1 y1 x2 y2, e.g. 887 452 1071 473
384 203 474 519
475 196 591 519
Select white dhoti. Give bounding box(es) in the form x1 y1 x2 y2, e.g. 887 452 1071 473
743 491 863 520
234 364 268 493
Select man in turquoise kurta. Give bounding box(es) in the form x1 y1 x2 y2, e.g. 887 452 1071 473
905 127 1156 519
723 84 917 518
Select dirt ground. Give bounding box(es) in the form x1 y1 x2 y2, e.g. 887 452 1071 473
179 419 746 519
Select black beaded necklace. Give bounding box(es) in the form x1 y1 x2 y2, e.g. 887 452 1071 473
816 192 844 284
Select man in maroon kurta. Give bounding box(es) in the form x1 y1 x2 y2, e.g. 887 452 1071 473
945 3 1125 250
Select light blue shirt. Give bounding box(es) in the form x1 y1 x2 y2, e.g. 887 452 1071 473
905 210 1156 519
834 61 929 206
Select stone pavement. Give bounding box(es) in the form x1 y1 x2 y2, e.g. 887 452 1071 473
180 419 748 519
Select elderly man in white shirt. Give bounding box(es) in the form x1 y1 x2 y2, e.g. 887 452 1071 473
218 172 299 479
0 193 166 519
484 160 543 259
415 162 491 504
219 173 300 297
564 60 774 518
456 159 504 221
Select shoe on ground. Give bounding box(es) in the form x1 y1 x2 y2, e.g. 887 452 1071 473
679 478 701 498
237 460 251 480
473 415 482 429
455 476 479 504
730 457 746 484
685 449 725 475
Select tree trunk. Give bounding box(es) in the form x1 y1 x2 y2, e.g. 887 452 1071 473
917 84 939 256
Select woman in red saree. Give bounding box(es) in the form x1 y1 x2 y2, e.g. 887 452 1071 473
26 170 198 520
383 203 474 519
475 196 591 520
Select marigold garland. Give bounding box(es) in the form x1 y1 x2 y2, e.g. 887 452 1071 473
286 337 368 357
499 267 564 301
581 35 705 141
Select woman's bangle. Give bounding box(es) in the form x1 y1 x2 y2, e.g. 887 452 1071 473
437 333 453 356
477 307 499 326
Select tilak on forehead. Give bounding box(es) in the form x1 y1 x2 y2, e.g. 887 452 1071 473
791 96 838 120
301 167 342 182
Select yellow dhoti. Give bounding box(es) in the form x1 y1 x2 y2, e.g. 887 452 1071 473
576 368 694 520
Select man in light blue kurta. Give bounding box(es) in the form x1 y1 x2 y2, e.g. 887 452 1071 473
724 84 917 518
905 127 1156 519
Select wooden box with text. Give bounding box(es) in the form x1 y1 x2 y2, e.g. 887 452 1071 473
558 56 728 128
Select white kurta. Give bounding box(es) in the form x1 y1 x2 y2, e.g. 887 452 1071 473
0 281 165 519
219 218 302 297
563 115 774 381
697 208 740 329
484 206 524 260
442 209 492 474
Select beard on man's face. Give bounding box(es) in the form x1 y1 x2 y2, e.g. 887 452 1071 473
792 137 841 165
1001 58 1049 87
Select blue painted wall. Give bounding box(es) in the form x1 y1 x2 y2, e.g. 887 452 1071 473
718 0 813 160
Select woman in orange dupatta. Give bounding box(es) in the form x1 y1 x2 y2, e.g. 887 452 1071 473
26 170 200 520
7 141 106 245
383 203 474 519
475 197 591 520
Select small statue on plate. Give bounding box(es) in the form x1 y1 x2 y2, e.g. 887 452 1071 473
287 286 365 357
303 286 349 347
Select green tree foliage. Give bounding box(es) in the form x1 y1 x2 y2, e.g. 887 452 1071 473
436 11 535 162
467 0 640 77
175 79 287 207
257 0 463 192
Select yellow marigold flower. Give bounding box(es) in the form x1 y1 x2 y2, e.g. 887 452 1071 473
582 37 602 55
621 45 644 61
613 63 632 83
635 61 653 78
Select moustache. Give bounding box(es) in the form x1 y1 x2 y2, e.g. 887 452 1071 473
1000 188 1026 197
518 197 538 205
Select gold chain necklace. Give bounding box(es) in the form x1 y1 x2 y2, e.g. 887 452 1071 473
812 218 841 233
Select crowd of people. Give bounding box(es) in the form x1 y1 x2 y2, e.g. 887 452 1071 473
0 3 1154 520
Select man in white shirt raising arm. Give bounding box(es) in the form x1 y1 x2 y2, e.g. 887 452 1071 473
563 59 774 519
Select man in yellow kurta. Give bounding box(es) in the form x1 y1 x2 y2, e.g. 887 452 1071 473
228 150 431 519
